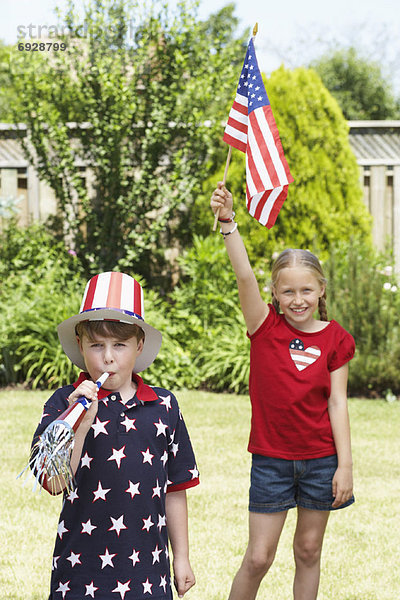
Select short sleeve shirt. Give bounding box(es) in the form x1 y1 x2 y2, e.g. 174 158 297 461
247 305 355 460
32 373 199 600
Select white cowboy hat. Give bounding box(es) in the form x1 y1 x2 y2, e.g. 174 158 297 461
57 272 162 373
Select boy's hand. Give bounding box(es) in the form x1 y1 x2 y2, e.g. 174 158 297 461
67 380 99 432
173 557 196 598
210 181 234 221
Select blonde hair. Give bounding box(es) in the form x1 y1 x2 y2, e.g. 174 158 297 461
271 249 328 321
76 320 145 343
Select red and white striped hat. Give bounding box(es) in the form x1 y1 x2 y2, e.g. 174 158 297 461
57 272 162 373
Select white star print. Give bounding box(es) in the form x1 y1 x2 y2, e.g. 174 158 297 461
99 547 117 569
108 514 127 537
159 394 171 411
112 579 131 599
52 556 60 570
154 419 168 437
56 580 70 599
152 544 163 564
141 447 154 465
91 417 110 437
171 442 179 456
67 551 81 567
93 481 111 502
81 519 97 535
121 415 136 431
125 480 140 499
157 514 166 531
159 575 167 593
189 466 199 479
85 581 99 597
57 520 69 539
142 578 153 595
129 548 140 566
142 515 154 532
160 450 168 466
81 452 93 469
67 488 79 503
107 445 126 469
152 479 161 498
39 411 50 424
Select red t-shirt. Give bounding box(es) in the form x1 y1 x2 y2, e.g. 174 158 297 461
247 305 355 460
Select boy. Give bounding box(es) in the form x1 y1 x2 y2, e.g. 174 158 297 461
32 271 199 599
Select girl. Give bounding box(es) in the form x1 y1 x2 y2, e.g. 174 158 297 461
210 183 355 600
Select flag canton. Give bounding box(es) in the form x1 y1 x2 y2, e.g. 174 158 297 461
236 38 270 113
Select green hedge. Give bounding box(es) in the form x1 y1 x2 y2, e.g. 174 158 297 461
1 221 399 396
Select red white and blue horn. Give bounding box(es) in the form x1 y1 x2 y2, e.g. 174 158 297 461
18 372 109 494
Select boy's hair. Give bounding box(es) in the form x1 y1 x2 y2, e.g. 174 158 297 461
75 320 146 343
271 249 328 321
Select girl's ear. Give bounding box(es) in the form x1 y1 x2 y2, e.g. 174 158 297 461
319 284 326 298
137 338 144 355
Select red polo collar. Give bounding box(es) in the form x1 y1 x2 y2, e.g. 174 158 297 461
73 372 158 403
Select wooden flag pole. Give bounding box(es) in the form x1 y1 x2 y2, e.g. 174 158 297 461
212 22 258 232
212 145 232 231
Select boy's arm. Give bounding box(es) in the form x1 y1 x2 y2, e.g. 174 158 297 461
165 490 195 598
328 363 354 508
210 182 269 335
44 380 99 495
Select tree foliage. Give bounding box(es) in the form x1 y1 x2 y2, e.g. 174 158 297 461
9 0 247 288
194 66 372 269
311 47 400 120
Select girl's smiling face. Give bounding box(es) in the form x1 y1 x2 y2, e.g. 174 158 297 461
272 266 326 331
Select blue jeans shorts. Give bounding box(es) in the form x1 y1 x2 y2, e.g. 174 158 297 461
249 454 355 513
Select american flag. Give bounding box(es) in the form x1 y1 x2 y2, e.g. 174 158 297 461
223 37 293 228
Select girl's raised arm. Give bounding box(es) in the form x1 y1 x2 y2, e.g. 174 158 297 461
210 183 269 335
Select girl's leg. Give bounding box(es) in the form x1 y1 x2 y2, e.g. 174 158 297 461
228 510 288 600
292 507 330 600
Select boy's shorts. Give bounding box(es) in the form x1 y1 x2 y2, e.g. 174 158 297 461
249 453 355 513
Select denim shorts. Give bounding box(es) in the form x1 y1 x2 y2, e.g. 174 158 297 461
249 454 355 513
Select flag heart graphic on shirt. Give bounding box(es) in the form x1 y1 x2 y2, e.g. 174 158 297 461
289 338 321 371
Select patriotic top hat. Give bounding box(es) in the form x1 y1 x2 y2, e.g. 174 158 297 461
57 272 162 373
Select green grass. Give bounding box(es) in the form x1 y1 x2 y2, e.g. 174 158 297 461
1 390 399 599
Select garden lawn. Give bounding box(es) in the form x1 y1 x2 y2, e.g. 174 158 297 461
1 389 399 600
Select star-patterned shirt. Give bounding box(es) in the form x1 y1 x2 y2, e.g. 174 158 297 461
32 373 199 600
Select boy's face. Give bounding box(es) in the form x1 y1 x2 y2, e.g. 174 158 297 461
77 331 144 394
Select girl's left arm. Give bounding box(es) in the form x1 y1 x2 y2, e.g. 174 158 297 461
166 490 195 598
328 363 354 508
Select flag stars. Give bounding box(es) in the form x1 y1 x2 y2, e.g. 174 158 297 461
67 488 79 503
